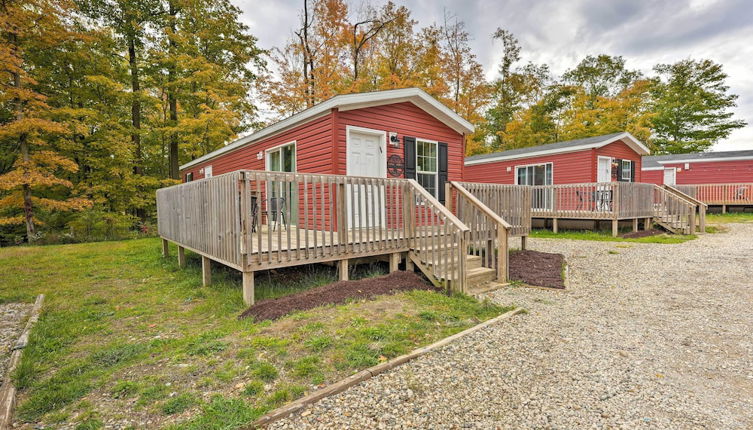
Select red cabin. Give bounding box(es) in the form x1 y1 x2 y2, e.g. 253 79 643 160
641 150 753 186
463 132 649 186
180 88 474 205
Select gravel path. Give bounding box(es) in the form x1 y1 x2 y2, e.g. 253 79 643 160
271 224 753 429
0 303 32 383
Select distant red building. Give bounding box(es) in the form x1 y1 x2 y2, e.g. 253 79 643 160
464 132 650 185
180 88 474 204
641 150 753 185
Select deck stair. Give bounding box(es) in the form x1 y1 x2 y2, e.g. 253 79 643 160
411 250 496 293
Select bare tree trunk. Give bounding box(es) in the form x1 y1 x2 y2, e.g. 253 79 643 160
296 0 315 108
128 36 143 176
167 1 180 179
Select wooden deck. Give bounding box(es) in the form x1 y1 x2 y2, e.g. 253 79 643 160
676 183 753 210
157 170 522 305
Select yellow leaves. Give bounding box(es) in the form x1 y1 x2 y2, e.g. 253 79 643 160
31 151 79 173
0 167 73 191
33 197 92 211
0 216 26 226
0 117 68 141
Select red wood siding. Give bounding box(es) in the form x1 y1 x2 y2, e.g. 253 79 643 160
644 159 753 185
595 140 642 182
464 139 644 184
181 112 335 180
335 102 465 181
642 169 663 184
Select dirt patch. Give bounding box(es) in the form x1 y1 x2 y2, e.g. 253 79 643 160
620 229 664 239
239 271 437 321
509 250 566 289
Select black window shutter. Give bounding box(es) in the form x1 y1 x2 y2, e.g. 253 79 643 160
615 158 623 182
438 142 448 204
630 161 635 182
404 136 416 180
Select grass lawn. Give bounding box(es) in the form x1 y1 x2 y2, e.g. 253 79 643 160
528 229 697 244
706 212 753 224
1 238 511 429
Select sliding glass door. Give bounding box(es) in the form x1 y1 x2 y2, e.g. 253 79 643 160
516 163 553 210
267 143 297 225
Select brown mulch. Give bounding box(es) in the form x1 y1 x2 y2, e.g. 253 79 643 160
509 250 566 289
620 229 664 239
239 271 436 321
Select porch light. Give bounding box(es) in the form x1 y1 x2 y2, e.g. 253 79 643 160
389 132 400 146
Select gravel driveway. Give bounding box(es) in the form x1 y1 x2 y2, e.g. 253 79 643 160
271 223 753 429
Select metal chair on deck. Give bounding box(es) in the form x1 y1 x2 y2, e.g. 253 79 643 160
250 197 288 232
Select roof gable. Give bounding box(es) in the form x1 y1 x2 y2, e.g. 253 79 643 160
181 88 473 170
465 132 650 166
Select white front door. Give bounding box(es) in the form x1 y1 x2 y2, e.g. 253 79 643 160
346 128 386 228
597 157 612 183
663 168 676 186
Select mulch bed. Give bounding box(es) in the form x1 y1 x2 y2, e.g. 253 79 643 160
620 229 664 239
239 271 436 321
509 250 566 289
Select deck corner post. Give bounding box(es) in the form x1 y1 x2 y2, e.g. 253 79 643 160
497 225 509 282
201 256 211 286
632 218 639 233
161 238 169 257
178 246 186 268
405 253 415 271
722 204 726 214
644 218 652 231
520 235 527 250
389 252 401 273
242 271 254 306
338 259 349 281
552 218 559 233
699 207 706 233
611 219 619 237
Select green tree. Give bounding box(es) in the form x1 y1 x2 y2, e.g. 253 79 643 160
651 59 746 154
562 54 642 101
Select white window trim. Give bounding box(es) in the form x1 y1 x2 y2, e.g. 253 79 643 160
345 126 387 178
415 138 439 197
265 141 297 172
514 162 554 186
621 159 632 181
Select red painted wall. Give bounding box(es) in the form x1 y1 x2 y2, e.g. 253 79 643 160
642 159 753 185
464 139 642 184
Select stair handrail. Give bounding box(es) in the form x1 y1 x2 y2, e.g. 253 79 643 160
662 184 706 233
652 185 697 234
405 179 470 292
448 181 511 283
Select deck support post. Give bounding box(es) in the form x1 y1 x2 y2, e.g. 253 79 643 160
178 246 186 268
722 204 726 214
644 218 652 231
242 271 254 306
520 236 527 250
338 259 349 281
699 207 706 233
389 253 401 273
611 219 619 237
552 218 559 233
201 256 211 286
632 218 639 233
161 238 169 257
405 254 415 271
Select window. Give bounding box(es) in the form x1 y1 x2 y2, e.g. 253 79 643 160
267 142 296 173
416 139 437 197
185 172 193 182
204 165 213 178
621 160 632 181
515 163 553 186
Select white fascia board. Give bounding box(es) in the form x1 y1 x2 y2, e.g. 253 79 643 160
465 132 650 166
641 166 665 171
653 156 753 165
180 88 473 170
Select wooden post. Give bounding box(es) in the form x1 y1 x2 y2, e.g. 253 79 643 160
632 218 638 232
722 204 726 214
497 225 508 282
699 206 706 233
611 219 619 237
520 235 527 250
242 271 254 306
403 186 416 246
178 246 186 268
337 183 348 251
688 211 696 235
201 256 211 286
405 253 415 271
389 252 400 273
445 182 452 210
552 218 559 233
338 259 349 281
644 218 651 231
161 238 169 257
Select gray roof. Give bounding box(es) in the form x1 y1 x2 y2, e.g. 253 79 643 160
642 150 753 168
465 132 627 163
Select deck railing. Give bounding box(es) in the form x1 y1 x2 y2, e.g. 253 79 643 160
157 170 470 292
675 183 753 206
451 182 532 237
447 182 510 283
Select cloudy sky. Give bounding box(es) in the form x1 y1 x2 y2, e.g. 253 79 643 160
236 0 753 150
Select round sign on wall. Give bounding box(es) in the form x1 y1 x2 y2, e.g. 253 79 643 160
387 154 404 177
